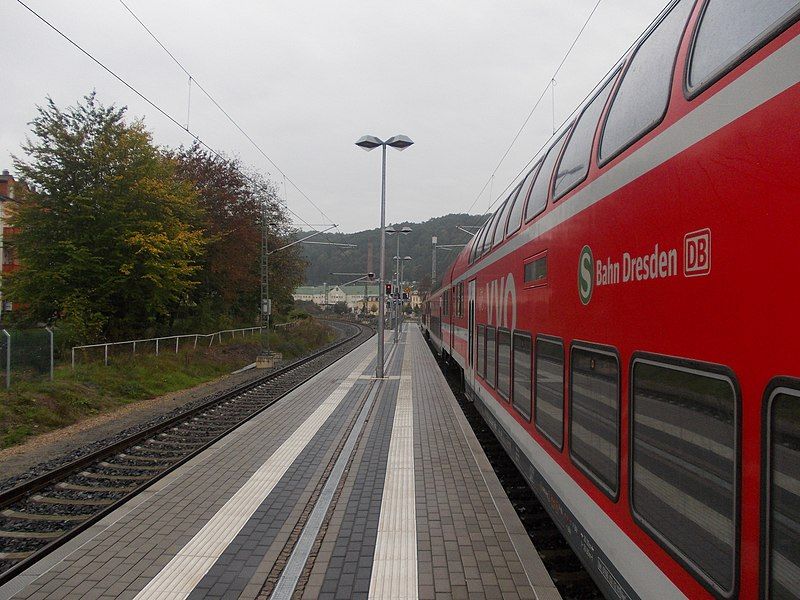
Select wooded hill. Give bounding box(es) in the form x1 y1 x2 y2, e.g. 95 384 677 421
300 213 487 290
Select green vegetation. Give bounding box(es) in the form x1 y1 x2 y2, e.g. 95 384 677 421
0 319 335 449
299 213 485 290
9 93 305 343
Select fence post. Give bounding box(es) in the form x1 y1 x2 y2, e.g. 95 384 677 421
3 329 10 389
156 338 159 356
133 341 136 356
194 335 198 349
175 337 179 354
46 327 54 381
72 346 75 370
104 344 108 366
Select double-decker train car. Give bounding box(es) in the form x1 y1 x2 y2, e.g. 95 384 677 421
422 1 800 598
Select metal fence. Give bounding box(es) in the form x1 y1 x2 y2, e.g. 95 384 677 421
71 326 263 368
0 327 55 389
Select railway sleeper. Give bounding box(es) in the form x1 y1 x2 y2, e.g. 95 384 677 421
98 461 166 472
78 471 151 481
57 482 136 493
1 509 89 522
30 494 115 507
0 529 65 540
0 551 34 561
115 452 179 462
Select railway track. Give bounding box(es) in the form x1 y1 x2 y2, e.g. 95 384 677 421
0 320 374 585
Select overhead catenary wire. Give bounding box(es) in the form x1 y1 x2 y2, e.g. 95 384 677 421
14 0 326 236
465 0 604 215
474 0 671 217
116 0 336 229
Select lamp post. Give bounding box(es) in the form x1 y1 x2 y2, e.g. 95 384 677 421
387 226 412 343
355 134 414 378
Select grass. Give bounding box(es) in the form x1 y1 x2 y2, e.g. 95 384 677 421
0 318 336 449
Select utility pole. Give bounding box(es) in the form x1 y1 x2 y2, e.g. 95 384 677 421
257 197 274 368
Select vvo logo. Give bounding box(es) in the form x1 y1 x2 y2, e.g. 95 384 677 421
684 228 711 277
486 273 516 330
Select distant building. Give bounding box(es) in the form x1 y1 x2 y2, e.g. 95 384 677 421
0 170 21 316
292 284 383 313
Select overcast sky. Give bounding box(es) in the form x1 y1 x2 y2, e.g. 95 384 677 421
3 0 668 233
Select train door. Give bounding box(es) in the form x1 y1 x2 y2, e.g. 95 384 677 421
449 287 456 354
467 279 476 394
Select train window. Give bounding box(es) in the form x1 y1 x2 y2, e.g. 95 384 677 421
489 200 509 249
486 327 496 388
476 325 485 378
599 0 694 164
524 252 548 287
512 332 532 420
469 223 483 263
535 337 564 449
506 165 540 237
471 221 490 263
766 383 800 600
569 345 619 497
497 329 512 400
525 130 569 222
688 0 800 96
481 210 502 257
493 189 518 247
631 356 737 596
553 72 618 200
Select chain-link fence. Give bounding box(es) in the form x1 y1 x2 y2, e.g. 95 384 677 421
0 328 54 389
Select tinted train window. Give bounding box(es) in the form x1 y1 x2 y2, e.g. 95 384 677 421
767 386 800 600
506 167 538 237
553 74 617 200
476 325 485 378
535 337 564 448
599 0 694 163
471 222 489 263
481 210 503 256
689 0 800 95
512 332 532 420
631 358 737 595
570 346 619 496
491 199 510 248
525 131 569 222
497 329 512 400
486 327 496 388
498 183 523 241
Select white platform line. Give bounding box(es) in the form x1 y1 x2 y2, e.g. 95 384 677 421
134 350 375 600
369 340 417 600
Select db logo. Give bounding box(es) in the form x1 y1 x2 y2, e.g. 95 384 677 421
684 229 711 277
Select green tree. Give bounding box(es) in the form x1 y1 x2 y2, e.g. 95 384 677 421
9 93 206 340
172 145 306 326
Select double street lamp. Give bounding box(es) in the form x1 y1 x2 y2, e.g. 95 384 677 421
355 134 414 378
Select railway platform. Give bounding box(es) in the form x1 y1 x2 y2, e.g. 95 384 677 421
0 326 558 600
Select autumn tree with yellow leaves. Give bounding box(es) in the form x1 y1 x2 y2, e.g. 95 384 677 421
7 93 298 341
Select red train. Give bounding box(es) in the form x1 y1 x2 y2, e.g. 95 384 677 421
421 1 800 598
